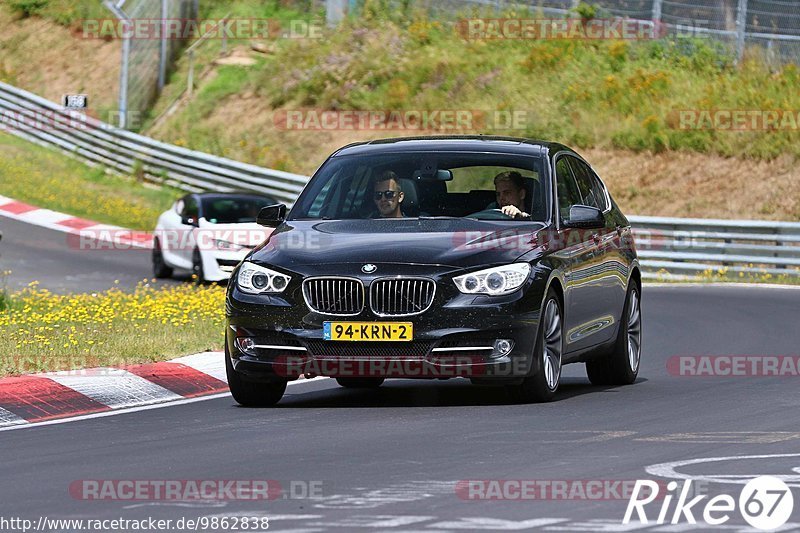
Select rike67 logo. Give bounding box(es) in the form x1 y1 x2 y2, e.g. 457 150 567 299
624 476 794 530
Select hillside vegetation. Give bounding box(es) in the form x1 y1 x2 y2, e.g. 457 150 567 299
0 1 121 117
151 4 800 164
1 1 798 221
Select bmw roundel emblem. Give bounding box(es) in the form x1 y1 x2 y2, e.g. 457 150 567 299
362 264 377 274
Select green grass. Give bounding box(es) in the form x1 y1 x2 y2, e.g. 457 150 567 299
253 12 799 160
4 0 107 26
141 0 324 132
0 282 225 376
0 132 182 229
147 2 800 180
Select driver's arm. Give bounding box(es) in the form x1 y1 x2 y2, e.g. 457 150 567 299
500 205 531 219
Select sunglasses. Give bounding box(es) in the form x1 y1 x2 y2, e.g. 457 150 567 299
374 190 400 200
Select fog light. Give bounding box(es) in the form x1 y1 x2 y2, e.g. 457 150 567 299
492 339 514 358
236 337 257 356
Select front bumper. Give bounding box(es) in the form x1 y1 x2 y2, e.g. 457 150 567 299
200 249 251 282
225 276 546 381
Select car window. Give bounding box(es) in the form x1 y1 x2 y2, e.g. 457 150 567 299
567 156 606 211
555 157 582 221
306 172 343 218
581 161 610 212
181 196 198 219
201 196 277 224
290 153 548 222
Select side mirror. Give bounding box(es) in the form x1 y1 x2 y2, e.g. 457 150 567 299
564 205 604 229
257 204 287 228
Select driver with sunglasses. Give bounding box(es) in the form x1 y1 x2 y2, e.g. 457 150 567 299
370 171 406 218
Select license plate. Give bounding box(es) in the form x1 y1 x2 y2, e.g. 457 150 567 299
323 322 413 342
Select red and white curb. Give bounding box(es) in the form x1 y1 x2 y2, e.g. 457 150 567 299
0 351 228 429
0 194 153 249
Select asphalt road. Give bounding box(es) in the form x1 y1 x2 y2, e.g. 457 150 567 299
0 216 187 293
2 285 800 531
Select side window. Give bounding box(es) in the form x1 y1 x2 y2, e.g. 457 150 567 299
569 157 608 211
342 167 371 216
181 196 198 219
566 156 600 210
588 168 610 212
307 179 337 218
555 157 582 221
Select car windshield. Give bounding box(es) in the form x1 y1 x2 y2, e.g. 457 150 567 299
201 196 276 224
288 151 549 222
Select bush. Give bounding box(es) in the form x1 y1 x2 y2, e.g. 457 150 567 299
7 0 49 18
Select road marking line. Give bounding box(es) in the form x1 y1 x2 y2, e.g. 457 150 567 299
427 517 568 530
0 200 37 214
172 352 228 383
635 431 800 444
46 368 183 409
0 377 328 432
645 453 800 487
126 362 228 397
0 406 27 426
0 375 111 421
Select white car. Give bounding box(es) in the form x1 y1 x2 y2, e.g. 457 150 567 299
153 192 277 283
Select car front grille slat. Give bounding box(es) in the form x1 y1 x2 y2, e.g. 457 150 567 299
303 278 364 315
370 278 435 317
304 277 434 317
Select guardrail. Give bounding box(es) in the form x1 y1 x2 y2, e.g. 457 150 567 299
0 81 308 206
2 82 798 279
630 216 800 279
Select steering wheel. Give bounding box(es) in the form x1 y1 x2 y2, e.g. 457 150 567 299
468 208 514 220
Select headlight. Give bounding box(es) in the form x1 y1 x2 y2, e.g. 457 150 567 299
237 262 291 294
214 239 244 252
453 263 531 296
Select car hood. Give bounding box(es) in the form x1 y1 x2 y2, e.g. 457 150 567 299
249 219 546 271
198 220 272 248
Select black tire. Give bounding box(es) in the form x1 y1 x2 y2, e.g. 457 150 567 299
336 377 385 389
506 288 563 403
152 238 173 279
192 247 205 285
225 349 287 406
586 284 642 386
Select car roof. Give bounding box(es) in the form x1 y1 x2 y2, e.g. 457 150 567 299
191 192 276 201
330 136 570 158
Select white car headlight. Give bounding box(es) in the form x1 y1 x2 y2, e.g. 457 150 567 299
214 239 244 252
453 263 531 296
237 262 291 294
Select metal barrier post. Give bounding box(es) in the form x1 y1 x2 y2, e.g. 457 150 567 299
736 0 749 63
104 1 131 129
158 0 168 90
652 0 662 23
187 49 195 97
327 0 347 27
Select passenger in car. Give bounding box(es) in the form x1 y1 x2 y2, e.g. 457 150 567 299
371 171 406 218
490 171 531 220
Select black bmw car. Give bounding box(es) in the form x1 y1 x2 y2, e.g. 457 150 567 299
225 136 642 405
